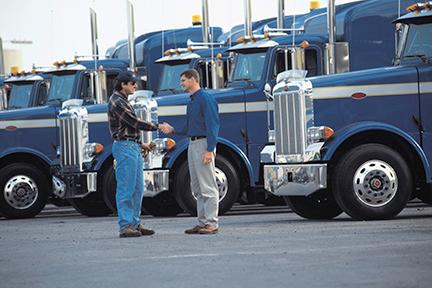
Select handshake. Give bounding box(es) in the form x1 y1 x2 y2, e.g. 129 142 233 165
158 122 174 134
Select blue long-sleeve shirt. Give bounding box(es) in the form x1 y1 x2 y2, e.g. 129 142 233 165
174 89 220 151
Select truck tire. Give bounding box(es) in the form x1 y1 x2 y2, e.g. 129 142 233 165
333 143 412 220
0 163 49 219
101 165 117 213
173 154 240 216
69 188 112 217
102 165 182 216
284 189 343 219
142 191 183 217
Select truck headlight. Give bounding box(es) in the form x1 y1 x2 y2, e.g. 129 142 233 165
307 126 334 144
152 138 176 154
84 143 104 157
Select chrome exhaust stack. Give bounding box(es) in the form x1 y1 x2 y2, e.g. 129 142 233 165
326 0 336 74
201 0 210 43
126 0 136 71
277 0 285 29
89 8 99 60
244 0 253 38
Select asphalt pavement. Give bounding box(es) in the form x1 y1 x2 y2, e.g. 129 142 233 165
1 203 432 288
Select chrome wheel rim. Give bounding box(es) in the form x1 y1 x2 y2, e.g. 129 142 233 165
192 167 228 202
4 175 39 210
353 160 398 207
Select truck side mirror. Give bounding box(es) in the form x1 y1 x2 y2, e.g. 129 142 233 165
264 83 273 100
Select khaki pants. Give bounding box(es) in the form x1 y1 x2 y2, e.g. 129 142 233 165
188 138 218 227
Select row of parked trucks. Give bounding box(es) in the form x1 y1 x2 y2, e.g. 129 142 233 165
0 0 431 221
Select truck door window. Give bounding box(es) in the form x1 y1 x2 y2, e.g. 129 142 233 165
273 49 318 78
8 83 33 109
232 51 266 81
159 62 190 92
47 74 75 102
402 23 432 59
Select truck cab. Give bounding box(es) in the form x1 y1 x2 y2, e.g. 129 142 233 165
1 74 49 110
262 3 432 221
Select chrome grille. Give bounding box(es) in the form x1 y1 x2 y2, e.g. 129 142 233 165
274 90 306 162
58 101 88 173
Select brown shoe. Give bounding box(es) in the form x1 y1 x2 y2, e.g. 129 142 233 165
136 224 155 236
198 224 218 234
185 225 203 234
119 226 141 238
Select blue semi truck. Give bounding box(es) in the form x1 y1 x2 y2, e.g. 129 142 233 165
48 0 419 218
262 2 432 220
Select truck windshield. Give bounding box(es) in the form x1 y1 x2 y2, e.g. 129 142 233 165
402 23 432 59
232 51 267 82
47 74 76 102
8 83 33 109
159 62 190 92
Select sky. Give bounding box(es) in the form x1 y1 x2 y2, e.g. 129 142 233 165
0 0 360 72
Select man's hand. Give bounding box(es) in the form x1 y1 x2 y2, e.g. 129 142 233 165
141 142 155 156
202 151 214 165
159 122 174 134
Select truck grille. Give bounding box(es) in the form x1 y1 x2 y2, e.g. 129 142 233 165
59 113 86 173
274 90 307 162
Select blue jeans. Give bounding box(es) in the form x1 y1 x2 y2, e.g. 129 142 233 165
112 140 144 231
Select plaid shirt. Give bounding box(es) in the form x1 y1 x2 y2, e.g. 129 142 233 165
108 91 157 142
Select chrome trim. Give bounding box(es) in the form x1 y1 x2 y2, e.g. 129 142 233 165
264 164 327 196
52 172 97 199
143 170 169 197
352 160 398 207
4 174 38 210
260 144 275 163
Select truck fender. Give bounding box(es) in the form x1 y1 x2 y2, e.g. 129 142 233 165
322 121 431 182
165 137 255 186
93 142 114 171
0 147 52 166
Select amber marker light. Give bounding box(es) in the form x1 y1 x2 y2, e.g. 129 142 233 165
406 3 419 12
94 143 104 154
166 138 176 151
322 127 334 141
300 40 309 49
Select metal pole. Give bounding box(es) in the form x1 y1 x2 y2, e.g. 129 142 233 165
244 0 252 37
0 37 5 76
89 8 99 60
201 0 210 43
277 0 285 29
126 0 136 71
327 0 336 74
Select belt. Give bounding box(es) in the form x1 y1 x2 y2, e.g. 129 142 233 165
117 138 141 144
190 136 206 141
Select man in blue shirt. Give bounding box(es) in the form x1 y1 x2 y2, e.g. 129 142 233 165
160 69 220 234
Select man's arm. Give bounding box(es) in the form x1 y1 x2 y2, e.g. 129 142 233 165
203 96 220 152
112 98 157 131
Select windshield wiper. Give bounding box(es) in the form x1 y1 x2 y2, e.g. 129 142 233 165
403 54 429 62
158 88 179 94
232 78 255 87
46 97 65 103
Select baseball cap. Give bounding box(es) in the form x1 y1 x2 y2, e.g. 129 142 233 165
115 71 138 84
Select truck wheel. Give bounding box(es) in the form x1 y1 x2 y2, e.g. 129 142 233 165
69 190 112 217
142 191 183 217
283 189 342 219
0 163 48 219
102 165 117 213
173 154 240 216
333 144 412 220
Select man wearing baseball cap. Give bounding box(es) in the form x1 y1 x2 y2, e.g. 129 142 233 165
108 71 159 238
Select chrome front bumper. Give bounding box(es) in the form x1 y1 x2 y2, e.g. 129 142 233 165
143 169 169 197
52 173 97 199
263 164 327 196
